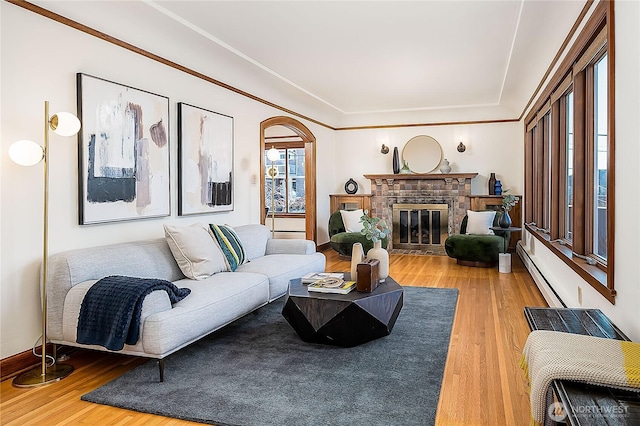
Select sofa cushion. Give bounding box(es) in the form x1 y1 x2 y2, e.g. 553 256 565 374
236 253 326 301
465 210 496 235
164 223 227 279
142 272 269 355
340 209 364 233
209 224 247 271
232 224 270 260
62 272 270 356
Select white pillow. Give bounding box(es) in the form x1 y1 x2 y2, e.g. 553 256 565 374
340 209 365 233
164 223 227 280
465 210 496 235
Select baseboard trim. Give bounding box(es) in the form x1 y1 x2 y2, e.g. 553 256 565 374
516 242 565 308
0 345 73 382
317 242 331 251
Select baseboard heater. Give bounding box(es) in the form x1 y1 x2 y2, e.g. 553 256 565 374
516 242 566 308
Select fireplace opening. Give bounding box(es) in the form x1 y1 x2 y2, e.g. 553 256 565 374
392 204 448 251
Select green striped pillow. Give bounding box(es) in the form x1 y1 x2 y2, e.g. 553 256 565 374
208 224 246 271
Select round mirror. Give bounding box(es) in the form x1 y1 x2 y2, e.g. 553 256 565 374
401 135 443 173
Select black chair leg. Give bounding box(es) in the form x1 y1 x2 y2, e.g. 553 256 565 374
158 359 164 382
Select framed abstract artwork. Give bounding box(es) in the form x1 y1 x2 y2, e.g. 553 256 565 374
177 102 234 215
77 73 171 224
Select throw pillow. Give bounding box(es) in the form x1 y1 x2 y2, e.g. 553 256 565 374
164 223 227 280
208 224 247 272
340 209 365 233
465 210 496 235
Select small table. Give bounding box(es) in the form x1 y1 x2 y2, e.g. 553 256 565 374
282 275 404 347
490 226 521 273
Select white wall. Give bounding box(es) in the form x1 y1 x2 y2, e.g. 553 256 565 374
332 123 523 198
0 4 335 358
519 0 640 340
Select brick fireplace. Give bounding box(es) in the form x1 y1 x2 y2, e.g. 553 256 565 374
364 173 477 254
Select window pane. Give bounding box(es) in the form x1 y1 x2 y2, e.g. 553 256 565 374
265 149 285 213
566 91 574 242
265 147 305 214
287 148 306 213
593 54 608 260
545 113 552 229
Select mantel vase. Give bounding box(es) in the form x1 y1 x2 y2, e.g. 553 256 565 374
366 240 389 282
494 180 503 195
439 158 451 174
488 173 497 195
392 147 400 174
350 243 364 281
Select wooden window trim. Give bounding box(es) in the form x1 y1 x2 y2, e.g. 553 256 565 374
524 1 615 303
558 90 573 246
525 224 613 303
265 144 305 216
542 113 551 230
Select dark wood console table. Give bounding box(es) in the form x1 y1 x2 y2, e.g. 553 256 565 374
524 307 640 425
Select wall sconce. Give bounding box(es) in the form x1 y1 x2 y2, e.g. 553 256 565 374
380 144 389 154
10 101 81 388
266 146 280 239
457 141 467 153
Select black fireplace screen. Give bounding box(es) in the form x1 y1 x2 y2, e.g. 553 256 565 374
392 204 448 249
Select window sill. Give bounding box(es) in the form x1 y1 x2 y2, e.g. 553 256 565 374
525 225 615 304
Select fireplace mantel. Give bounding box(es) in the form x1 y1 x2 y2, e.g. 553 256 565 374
364 173 477 187
364 173 477 180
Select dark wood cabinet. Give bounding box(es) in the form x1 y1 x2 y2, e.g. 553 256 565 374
329 194 371 214
470 195 521 251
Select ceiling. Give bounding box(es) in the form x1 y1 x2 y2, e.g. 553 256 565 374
29 0 588 125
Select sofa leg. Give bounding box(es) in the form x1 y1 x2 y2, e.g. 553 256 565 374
158 359 164 382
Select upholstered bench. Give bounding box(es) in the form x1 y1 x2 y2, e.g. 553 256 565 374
524 307 640 425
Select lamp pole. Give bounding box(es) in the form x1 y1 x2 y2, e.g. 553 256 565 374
12 101 79 387
266 147 280 239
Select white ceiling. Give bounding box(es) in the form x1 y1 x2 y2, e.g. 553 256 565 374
30 0 588 125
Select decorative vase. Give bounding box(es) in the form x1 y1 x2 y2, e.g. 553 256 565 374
350 243 364 281
366 240 389 282
439 158 451 174
488 173 496 195
399 160 411 174
499 210 512 229
392 147 400 174
494 180 503 195
344 178 358 194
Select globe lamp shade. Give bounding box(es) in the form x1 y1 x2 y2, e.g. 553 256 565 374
9 140 44 166
50 112 81 137
267 147 280 162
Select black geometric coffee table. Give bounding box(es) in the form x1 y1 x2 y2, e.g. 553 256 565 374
281 275 404 347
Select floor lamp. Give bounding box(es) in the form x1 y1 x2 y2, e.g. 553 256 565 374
267 146 280 239
10 101 81 387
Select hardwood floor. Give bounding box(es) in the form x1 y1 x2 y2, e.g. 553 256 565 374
1 250 547 425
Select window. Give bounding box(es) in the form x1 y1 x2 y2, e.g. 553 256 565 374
565 91 574 242
264 146 306 214
593 53 608 260
524 2 614 302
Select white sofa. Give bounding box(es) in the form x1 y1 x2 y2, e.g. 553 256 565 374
46 224 326 380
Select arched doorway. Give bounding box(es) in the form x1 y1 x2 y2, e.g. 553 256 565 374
260 116 317 243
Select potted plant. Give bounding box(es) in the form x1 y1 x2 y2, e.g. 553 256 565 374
500 190 520 228
359 210 391 243
359 210 391 281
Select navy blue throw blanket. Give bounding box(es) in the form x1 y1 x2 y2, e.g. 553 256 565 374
77 275 191 351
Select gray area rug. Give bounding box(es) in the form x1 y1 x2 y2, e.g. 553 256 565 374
82 286 459 426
